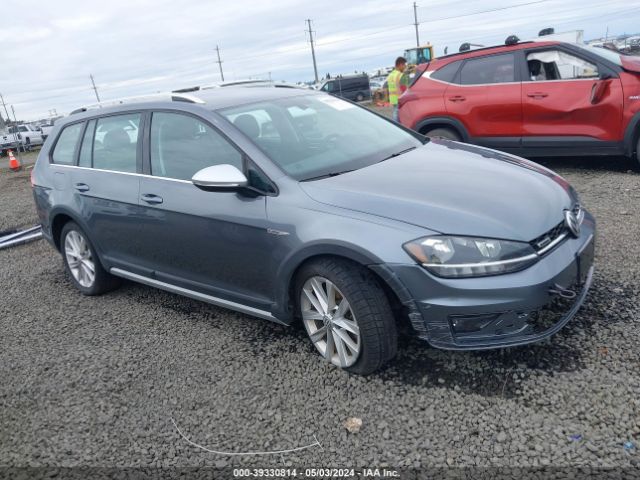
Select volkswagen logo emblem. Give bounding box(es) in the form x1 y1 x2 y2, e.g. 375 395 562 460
564 209 581 238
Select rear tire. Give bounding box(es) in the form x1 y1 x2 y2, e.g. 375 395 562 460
635 135 640 171
60 222 120 296
425 127 461 141
356 93 365 102
295 258 397 375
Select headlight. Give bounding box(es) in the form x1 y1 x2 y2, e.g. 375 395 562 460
403 236 538 278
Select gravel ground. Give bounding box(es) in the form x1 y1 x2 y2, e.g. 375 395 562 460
0 140 639 475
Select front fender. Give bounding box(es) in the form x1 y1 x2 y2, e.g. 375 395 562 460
271 241 382 322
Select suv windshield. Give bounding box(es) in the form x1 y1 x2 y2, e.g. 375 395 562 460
220 94 424 181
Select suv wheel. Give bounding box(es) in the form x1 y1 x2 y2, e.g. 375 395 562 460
356 93 365 102
425 127 461 141
61 222 120 295
295 258 397 375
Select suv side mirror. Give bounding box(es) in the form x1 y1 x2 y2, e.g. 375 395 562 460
192 164 248 191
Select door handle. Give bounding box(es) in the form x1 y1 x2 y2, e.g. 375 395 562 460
527 92 548 98
448 95 466 102
141 193 163 205
74 183 90 192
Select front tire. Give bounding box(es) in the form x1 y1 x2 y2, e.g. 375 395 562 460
635 135 640 171
295 258 397 375
61 222 120 295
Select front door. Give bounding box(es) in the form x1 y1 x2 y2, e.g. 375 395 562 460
135 111 274 308
444 52 522 150
521 46 624 147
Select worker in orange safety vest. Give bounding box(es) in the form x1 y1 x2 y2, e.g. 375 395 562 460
386 56 408 122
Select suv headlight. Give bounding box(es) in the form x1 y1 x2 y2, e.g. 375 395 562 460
403 236 538 278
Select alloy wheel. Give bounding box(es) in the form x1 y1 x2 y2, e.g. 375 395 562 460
301 276 361 368
64 230 96 288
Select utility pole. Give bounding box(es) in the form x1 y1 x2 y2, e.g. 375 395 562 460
306 19 319 84
413 2 420 47
215 45 225 82
89 74 101 103
0 93 10 124
11 105 23 162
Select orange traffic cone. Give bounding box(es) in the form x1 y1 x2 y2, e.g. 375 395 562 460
8 150 21 172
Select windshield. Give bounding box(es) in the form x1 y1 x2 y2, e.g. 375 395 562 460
574 44 622 65
220 94 424 181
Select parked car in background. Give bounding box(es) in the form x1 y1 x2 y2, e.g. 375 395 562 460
399 39 640 167
369 79 384 93
32 87 594 374
1 124 45 154
41 123 55 141
318 74 371 102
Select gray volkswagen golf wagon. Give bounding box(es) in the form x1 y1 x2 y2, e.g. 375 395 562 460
32 87 595 375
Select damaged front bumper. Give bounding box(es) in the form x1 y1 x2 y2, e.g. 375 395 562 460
374 212 596 350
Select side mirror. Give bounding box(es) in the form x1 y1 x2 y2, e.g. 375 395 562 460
192 164 248 191
599 72 613 80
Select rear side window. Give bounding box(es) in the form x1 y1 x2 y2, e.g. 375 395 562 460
460 53 516 85
52 123 83 165
150 112 243 181
431 61 462 83
93 114 140 173
78 119 96 167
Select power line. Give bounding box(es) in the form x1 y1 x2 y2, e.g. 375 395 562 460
305 19 319 83
418 0 554 22
215 45 225 82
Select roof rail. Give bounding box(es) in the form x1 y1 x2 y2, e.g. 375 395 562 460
438 40 536 60
70 92 204 114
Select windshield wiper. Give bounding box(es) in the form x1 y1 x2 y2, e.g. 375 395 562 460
378 146 417 163
301 169 356 182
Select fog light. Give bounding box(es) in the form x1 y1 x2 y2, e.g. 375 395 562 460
450 313 500 334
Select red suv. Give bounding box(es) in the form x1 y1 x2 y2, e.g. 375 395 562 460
398 40 640 166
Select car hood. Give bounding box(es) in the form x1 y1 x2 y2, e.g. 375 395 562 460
299 140 575 241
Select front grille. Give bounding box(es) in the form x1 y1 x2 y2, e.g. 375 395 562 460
530 221 566 252
529 204 583 254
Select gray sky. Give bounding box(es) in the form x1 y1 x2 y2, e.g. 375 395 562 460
2 0 639 120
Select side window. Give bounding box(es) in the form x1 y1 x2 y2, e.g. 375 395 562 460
322 81 334 92
526 50 598 81
460 53 516 85
78 119 96 168
431 61 462 83
93 114 140 173
150 112 243 181
51 123 83 165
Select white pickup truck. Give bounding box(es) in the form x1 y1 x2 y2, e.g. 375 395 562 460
0 124 44 155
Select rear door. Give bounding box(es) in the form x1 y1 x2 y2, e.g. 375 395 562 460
135 110 274 308
444 52 523 150
521 46 624 148
57 112 143 268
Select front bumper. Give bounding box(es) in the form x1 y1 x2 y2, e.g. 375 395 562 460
377 212 596 350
